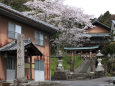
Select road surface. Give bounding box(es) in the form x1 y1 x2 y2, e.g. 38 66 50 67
52 77 111 86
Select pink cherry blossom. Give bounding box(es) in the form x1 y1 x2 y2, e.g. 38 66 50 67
24 0 93 47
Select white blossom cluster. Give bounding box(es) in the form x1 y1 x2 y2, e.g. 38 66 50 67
24 0 93 47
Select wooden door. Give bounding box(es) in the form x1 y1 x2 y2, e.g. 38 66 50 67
35 60 44 81
6 56 15 82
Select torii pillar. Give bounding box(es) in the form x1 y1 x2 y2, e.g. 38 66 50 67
89 51 93 72
70 51 74 74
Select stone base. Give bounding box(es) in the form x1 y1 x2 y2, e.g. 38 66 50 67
67 73 90 80
10 83 29 86
10 79 28 86
10 81 60 86
95 71 105 78
89 72 95 79
2 82 12 86
16 79 28 83
53 71 68 80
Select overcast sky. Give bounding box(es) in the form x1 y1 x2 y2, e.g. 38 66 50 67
64 0 115 18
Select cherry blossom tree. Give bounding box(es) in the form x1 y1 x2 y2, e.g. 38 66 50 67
24 0 93 47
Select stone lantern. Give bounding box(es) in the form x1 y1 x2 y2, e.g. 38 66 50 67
56 50 64 71
95 50 104 77
96 50 104 72
53 50 67 80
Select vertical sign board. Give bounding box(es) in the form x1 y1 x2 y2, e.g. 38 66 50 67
17 34 25 81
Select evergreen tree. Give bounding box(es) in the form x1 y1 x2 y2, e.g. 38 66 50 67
98 11 111 27
0 0 30 11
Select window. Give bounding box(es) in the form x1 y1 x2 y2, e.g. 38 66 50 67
8 22 22 39
35 60 44 71
35 31 44 46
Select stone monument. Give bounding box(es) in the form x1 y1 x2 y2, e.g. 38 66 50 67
95 50 105 77
16 34 27 83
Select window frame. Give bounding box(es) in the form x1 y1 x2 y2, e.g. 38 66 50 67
8 22 22 39
35 60 44 71
34 31 45 47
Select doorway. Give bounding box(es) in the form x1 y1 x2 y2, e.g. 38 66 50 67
35 60 44 81
6 56 15 82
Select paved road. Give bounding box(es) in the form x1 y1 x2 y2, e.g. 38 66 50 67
52 77 111 86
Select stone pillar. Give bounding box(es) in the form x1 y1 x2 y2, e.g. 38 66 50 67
17 34 25 82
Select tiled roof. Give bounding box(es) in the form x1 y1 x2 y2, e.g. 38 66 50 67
0 3 59 34
0 40 30 51
0 40 43 56
92 21 110 31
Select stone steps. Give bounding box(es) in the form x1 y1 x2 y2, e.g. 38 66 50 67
67 73 90 80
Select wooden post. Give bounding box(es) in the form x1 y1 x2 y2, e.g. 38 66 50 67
70 51 74 73
30 56 32 80
17 34 25 82
15 56 17 79
89 51 93 72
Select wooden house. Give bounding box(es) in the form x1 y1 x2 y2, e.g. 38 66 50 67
86 21 111 47
0 3 59 82
111 20 115 41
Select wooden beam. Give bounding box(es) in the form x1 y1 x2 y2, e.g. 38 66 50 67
30 56 32 80
89 51 93 72
70 50 74 73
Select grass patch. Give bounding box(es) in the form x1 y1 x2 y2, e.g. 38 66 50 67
50 55 83 76
50 57 58 76
74 56 83 69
